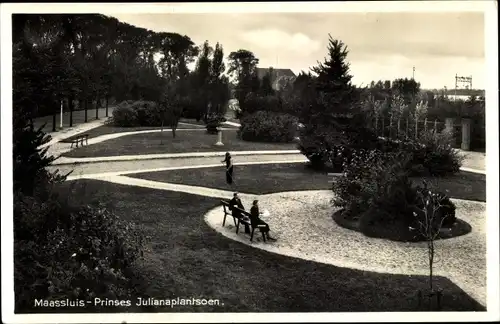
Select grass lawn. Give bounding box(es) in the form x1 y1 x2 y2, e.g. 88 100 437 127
59 122 205 142
54 179 484 312
129 163 486 202
62 129 297 158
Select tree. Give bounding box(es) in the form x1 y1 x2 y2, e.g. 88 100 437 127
209 43 230 118
413 184 450 311
260 70 275 96
298 35 379 169
392 77 421 105
228 49 259 116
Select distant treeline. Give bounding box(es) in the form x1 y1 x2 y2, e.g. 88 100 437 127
422 88 485 97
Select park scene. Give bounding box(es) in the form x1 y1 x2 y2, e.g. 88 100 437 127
11 12 487 314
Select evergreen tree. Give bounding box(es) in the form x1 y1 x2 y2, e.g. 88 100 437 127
260 70 275 96
298 35 378 169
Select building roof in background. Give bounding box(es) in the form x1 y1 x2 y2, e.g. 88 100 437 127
256 67 296 80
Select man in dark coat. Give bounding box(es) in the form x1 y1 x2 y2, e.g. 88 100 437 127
250 200 276 241
229 193 250 234
221 152 234 185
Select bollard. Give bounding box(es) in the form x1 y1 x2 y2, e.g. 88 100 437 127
214 129 224 146
461 118 471 151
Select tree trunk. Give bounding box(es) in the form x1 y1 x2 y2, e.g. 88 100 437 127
160 119 164 145
172 121 177 138
105 96 109 117
397 118 401 137
389 117 393 138
84 98 88 122
95 96 99 120
52 113 56 132
69 95 74 127
415 118 419 139
429 240 434 292
375 116 379 135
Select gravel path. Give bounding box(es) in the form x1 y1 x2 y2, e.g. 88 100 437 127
205 190 486 307
52 154 308 179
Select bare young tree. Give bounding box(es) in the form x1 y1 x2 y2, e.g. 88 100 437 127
412 183 450 310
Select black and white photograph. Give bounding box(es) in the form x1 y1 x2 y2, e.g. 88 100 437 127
1 1 498 323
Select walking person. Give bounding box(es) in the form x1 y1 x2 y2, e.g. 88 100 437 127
221 152 234 185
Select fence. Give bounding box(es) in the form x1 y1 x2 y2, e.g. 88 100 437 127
371 116 485 152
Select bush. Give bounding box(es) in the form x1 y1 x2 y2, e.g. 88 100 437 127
332 149 461 242
297 114 380 170
111 105 139 127
376 130 463 176
241 93 282 116
111 100 182 127
14 186 146 313
238 111 298 143
13 110 146 313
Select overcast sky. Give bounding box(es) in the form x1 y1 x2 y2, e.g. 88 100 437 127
110 12 485 89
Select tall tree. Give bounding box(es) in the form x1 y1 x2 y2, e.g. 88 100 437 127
260 70 275 96
209 42 230 118
228 49 259 116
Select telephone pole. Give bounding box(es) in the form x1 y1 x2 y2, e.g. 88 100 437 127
412 66 415 79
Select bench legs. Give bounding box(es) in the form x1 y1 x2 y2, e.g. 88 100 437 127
250 228 266 242
236 219 241 234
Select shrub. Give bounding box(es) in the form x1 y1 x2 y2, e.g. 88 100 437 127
332 149 459 242
409 130 463 176
132 101 161 126
241 93 281 116
111 100 182 127
111 105 139 127
238 110 298 143
14 185 146 313
13 109 146 313
376 130 463 176
297 114 380 170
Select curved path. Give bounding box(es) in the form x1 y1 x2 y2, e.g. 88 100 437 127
48 123 487 308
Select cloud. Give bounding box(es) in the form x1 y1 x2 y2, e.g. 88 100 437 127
241 28 321 57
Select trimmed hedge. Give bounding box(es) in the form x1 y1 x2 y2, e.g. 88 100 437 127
238 110 298 143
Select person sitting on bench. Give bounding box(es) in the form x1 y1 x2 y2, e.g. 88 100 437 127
250 200 276 241
229 193 250 234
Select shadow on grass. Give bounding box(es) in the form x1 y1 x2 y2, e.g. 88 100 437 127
37 178 486 313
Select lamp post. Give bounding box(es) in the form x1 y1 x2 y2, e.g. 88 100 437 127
60 100 64 129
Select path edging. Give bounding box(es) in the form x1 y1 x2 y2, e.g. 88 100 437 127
52 150 303 165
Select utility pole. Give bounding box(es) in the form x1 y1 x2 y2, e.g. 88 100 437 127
412 66 415 79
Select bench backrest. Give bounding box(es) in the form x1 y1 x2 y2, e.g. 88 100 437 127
233 206 257 226
221 200 230 214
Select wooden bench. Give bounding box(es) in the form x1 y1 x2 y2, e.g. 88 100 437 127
70 134 89 148
234 207 267 242
220 200 266 242
221 200 237 227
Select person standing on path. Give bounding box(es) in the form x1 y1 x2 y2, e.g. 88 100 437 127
221 152 234 185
